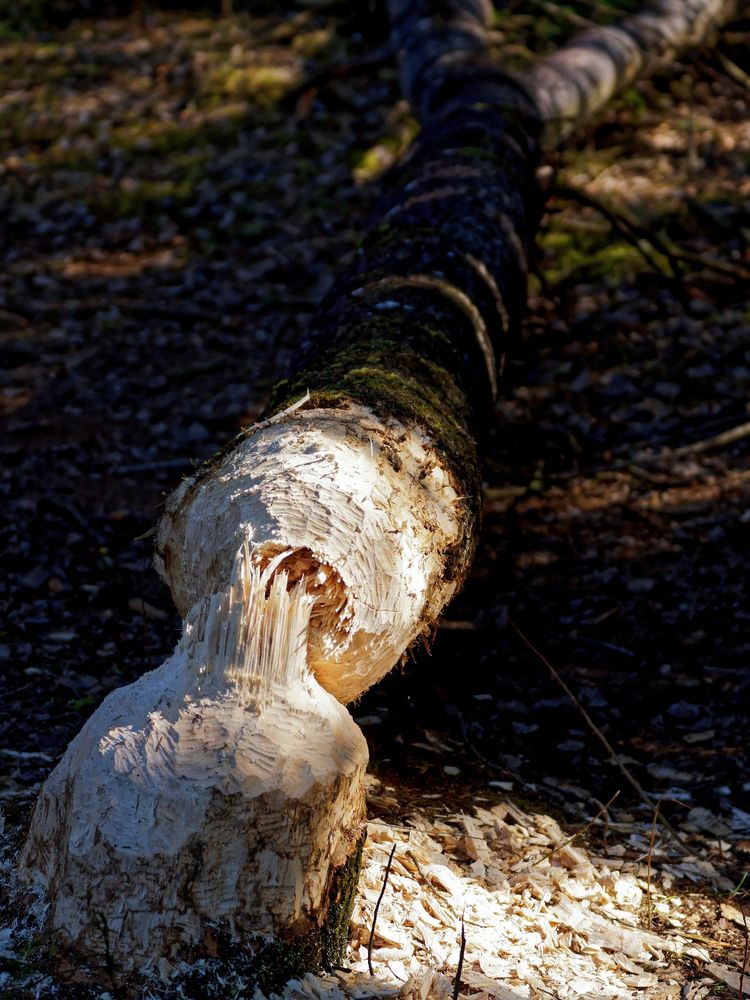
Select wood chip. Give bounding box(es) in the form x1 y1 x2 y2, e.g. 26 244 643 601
705 961 750 995
253 800 730 1000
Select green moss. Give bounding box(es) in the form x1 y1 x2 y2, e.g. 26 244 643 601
291 26 333 57
558 145 623 180
320 831 365 966
7 112 240 182
618 86 648 117
265 328 482 577
87 177 196 221
109 115 247 159
0 931 53 997
539 218 668 286
201 63 300 108
251 831 366 989
67 694 98 712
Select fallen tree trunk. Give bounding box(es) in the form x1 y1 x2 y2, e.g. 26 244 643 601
528 0 747 146
18 0 746 987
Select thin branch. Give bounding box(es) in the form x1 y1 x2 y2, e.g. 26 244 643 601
532 790 620 866
510 623 691 855
521 0 596 29
367 843 397 977
456 708 519 777
717 50 750 92
452 916 466 1000
538 411 750 485
552 183 750 283
740 901 749 1000
646 800 660 931
657 418 750 460
551 183 681 279
281 43 394 114
115 458 196 474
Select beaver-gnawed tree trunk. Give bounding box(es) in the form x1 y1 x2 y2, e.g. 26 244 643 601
18 0 747 987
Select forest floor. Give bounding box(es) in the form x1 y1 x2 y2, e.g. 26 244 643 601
0 3 749 998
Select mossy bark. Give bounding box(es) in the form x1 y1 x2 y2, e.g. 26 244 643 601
255 18 541 596
192 24 542 602
166 833 366 997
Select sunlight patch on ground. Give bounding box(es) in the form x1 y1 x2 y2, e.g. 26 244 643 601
0 795 745 998
252 797 740 1000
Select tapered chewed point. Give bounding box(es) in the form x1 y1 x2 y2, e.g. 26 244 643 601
19 547 368 975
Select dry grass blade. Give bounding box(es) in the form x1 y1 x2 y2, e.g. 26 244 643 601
646 801 661 932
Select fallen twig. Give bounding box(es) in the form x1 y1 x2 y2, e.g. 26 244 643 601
281 44 394 114
655 418 750 460
542 412 750 484
521 0 596 29
452 916 466 1000
367 843 397 976
646 801 660 931
578 636 635 659
552 183 750 282
717 50 750 92
532 790 620 866
456 709 518 777
116 458 196 474
511 623 692 855
551 183 680 280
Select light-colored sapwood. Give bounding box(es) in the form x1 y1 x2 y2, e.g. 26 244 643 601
19 404 463 972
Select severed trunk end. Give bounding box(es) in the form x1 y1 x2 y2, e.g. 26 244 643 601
18 401 465 986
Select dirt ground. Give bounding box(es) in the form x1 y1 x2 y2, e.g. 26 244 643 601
1 3 749 997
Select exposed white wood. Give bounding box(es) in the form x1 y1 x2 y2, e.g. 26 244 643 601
156 402 463 704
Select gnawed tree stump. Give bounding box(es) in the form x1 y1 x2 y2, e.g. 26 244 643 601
18 0 747 987
18 403 467 981
20 547 368 976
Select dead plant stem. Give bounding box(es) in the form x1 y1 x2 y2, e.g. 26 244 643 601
367 843 397 977
452 916 466 1000
532 790 620 866
646 801 660 931
510 623 692 855
740 901 749 1000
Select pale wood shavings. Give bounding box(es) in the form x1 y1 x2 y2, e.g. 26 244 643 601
266 800 733 1000
720 901 748 928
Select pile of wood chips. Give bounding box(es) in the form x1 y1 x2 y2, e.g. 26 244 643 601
272 800 724 1000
